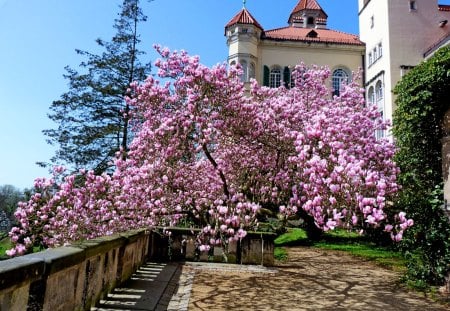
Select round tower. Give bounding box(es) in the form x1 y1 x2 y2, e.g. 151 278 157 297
224 6 262 82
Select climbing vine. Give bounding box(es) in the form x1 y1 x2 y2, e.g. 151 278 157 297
393 46 450 285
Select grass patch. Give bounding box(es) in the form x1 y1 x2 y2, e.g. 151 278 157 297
274 247 288 262
315 241 406 271
274 228 308 246
275 228 406 271
0 236 11 260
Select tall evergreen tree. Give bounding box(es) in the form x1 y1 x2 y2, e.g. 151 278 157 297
43 0 151 174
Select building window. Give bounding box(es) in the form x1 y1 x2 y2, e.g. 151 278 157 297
370 15 374 28
332 69 349 97
376 110 385 140
306 30 318 38
400 65 414 77
373 48 378 61
307 17 315 27
378 43 383 58
368 52 373 65
374 80 385 139
269 67 282 88
409 1 417 11
375 80 383 102
240 60 248 82
368 86 375 105
249 62 255 80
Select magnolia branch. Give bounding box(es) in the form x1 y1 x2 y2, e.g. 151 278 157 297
202 143 230 199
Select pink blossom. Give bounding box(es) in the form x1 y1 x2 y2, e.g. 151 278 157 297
6 47 412 257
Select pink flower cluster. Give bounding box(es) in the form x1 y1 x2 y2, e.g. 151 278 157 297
8 47 412 256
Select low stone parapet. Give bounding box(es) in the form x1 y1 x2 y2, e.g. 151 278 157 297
0 227 274 310
0 229 150 311
149 227 276 266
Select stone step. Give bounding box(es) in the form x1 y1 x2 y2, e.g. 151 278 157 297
91 262 179 311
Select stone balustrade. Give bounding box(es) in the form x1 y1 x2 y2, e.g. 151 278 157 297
0 228 275 310
0 229 150 311
149 227 276 266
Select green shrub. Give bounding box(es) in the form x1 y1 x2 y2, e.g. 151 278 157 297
274 247 288 262
0 237 11 260
393 46 450 285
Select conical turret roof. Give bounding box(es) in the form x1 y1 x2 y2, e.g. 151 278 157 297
225 8 263 30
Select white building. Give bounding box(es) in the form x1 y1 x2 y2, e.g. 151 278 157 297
358 0 450 137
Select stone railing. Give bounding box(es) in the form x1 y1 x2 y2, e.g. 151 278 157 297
0 229 150 311
0 228 275 310
149 227 276 266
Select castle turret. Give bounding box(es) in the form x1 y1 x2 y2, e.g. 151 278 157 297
288 0 328 29
225 6 262 82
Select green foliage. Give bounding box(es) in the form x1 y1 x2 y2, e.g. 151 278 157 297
0 184 24 219
0 237 11 260
42 0 152 174
274 247 288 262
393 46 450 285
274 228 308 246
399 187 450 285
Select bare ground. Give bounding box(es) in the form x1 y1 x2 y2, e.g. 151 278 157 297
187 246 449 311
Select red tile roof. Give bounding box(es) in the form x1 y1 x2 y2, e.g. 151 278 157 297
225 8 263 30
439 4 450 11
291 0 324 13
263 26 365 46
289 0 328 24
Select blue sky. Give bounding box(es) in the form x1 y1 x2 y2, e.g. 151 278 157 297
0 0 362 189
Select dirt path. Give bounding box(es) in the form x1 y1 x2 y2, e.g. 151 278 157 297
187 246 448 311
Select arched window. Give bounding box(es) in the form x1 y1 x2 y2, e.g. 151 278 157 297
375 80 383 102
376 110 385 140
240 60 248 82
375 81 384 139
368 86 375 105
270 66 282 88
332 69 349 96
249 62 256 80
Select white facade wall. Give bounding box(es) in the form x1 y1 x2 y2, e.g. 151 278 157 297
359 0 450 128
359 0 391 133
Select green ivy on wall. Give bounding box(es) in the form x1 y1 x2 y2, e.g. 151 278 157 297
393 46 450 285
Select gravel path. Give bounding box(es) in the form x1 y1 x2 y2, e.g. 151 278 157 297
185 247 448 311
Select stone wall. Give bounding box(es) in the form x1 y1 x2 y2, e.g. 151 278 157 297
0 229 150 311
0 228 274 310
148 228 276 266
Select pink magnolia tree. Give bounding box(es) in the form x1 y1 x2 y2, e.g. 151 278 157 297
7 47 413 257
